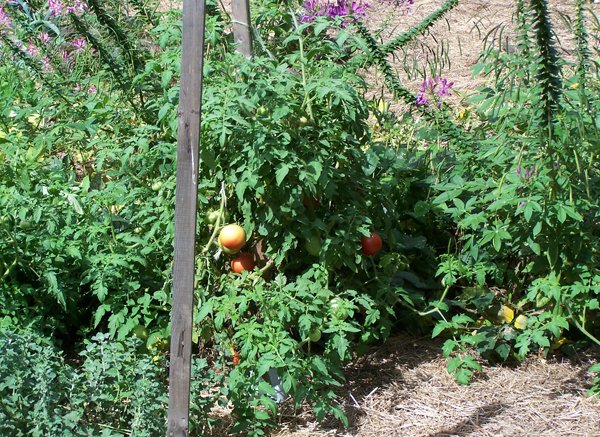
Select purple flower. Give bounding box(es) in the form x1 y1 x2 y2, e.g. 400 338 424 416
26 40 38 57
43 56 54 73
0 6 12 32
301 0 368 24
437 77 454 97
415 76 454 108
381 0 414 14
48 0 87 16
87 84 97 94
67 0 87 15
38 32 51 44
516 164 536 182
48 0 66 16
72 37 86 51
416 93 428 106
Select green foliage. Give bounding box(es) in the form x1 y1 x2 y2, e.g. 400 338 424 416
590 362 600 396
1 0 598 434
0 0 441 433
424 0 600 383
0 330 169 435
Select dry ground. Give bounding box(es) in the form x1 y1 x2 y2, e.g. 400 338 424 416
160 0 600 435
269 335 600 437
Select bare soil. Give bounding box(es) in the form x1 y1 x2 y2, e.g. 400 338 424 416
162 0 600 435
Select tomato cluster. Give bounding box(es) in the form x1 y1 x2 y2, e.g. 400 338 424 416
214 222 257 274
208 192 383 278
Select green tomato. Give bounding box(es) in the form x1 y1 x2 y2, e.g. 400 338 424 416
298 116 309 126
151 181 163 192
19 219 32 230
133 324 149 341
329 297 348 321
304 235 322 257
205 210 220 224
309 328 322 342
257 106 268 116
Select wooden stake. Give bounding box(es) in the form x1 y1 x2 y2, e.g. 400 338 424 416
167 0 206 435
232 0 253 58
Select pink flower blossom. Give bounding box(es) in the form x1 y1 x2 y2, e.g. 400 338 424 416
416 76 454 107
87 84 97 94
0 6 12 33
43 56 55 73
26 40 38 57
72 37 86 51
38 32 51 44
300 0 368 24
48 0 87 16
67 0 87 15
48 0 66 16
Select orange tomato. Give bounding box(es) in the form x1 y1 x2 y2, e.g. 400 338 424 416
230 252 255 273
219 224 246 253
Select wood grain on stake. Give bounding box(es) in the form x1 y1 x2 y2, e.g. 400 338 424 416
167 0 206 435
232 0 253 57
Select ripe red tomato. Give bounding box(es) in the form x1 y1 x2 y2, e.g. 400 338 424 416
232 355 241 366
219 224 246 253
230 252 255 273
361 231 382 256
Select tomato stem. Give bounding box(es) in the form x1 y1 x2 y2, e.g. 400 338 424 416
369 256 378 279
202 186 227 253
290 9 314 120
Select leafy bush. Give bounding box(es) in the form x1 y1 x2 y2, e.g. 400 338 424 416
0 330 169 435
423 0 600 381
1 0 443 432
190 6 442 431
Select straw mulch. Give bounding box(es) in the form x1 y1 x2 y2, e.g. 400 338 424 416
271 335 600 437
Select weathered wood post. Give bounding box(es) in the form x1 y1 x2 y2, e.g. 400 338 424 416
166 0 207 435
232 0 253 58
